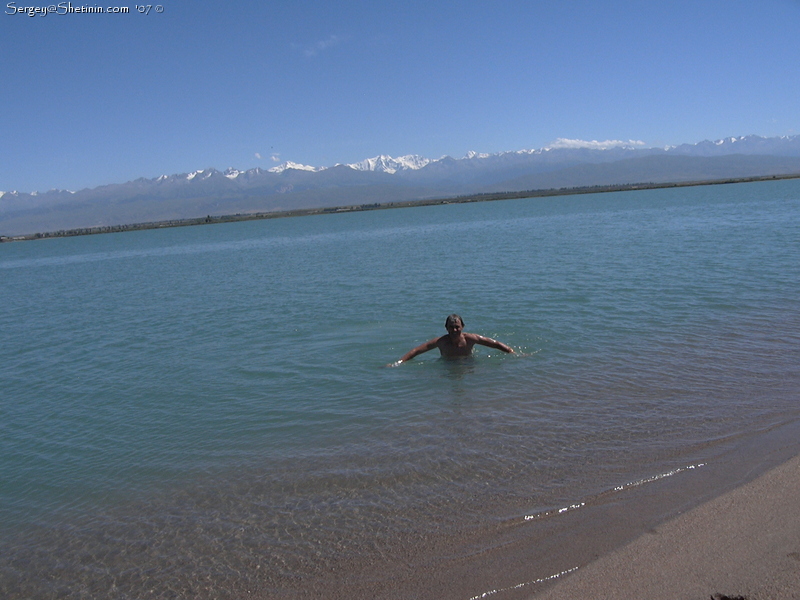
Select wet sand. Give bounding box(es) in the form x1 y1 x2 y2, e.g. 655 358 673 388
531 453 800 600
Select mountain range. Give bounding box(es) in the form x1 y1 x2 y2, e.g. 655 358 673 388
3 134 800 236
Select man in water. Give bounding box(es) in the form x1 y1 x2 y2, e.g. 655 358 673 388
391 314 514 366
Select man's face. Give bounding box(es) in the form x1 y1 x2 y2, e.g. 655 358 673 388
446 320 463 337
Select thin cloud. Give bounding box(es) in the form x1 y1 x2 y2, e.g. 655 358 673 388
548 138 646 150
304 35 345 57
270 154 281 162
255 152 262 160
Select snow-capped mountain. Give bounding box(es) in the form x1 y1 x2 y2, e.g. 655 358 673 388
545 138 647 151
267 161 321 174
346 154 431 173
666 134 800 157
3 134 800 237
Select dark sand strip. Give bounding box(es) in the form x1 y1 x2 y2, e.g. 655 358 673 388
531 454 800 600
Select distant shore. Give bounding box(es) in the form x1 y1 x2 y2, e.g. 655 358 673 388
3 172 799 243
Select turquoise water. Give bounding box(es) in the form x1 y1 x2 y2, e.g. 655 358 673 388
1 179 799 598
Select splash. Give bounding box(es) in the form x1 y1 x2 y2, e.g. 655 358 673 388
524 502 585 521
523 462 707 522
613 462 706 492
469 566 579 599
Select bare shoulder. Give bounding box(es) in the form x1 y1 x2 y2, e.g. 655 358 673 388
469 333 514 352
464 332 488 342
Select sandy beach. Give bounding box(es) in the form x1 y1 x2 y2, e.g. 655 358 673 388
531 453 800 600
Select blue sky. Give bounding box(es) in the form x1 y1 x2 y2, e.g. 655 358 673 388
2 0 799 193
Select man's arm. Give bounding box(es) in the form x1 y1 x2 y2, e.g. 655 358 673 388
390 338 440 366
468 333 514 354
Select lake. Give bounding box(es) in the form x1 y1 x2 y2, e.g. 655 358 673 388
1 179 799 599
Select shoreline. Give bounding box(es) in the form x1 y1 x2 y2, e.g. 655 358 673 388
239 419 800 600
3 173 799 243
446 418 800 600
530 442 800 600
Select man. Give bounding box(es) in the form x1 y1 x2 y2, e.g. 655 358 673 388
391 314 514 366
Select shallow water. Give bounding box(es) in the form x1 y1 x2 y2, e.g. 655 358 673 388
1 179 799 598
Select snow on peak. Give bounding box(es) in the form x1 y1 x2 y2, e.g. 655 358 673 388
268 161 320 173
156 175 169 182
465 151 490 159
546 138 646 150
715 136 748 145
186 169 218 181
224 168 242 179
348 154 430 173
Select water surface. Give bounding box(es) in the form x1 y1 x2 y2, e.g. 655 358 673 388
1 179 799 598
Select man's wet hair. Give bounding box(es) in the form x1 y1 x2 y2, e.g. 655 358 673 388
445 314 464 329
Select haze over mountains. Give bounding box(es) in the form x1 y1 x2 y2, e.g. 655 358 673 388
3 135 800 236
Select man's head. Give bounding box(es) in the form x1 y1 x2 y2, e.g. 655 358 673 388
445 314 464 332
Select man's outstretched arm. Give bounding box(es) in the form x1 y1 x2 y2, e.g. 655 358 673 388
469 334 514 353
391 338 439 366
